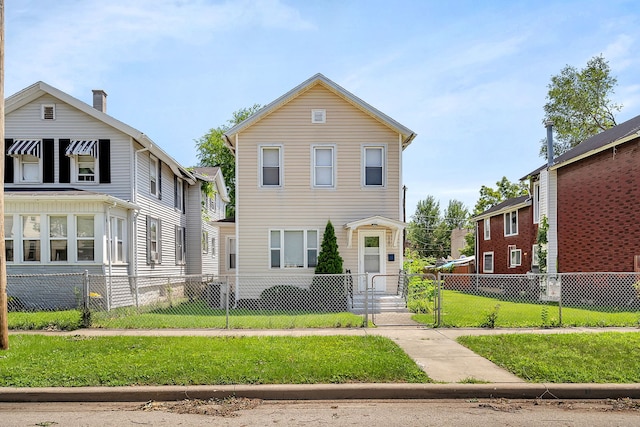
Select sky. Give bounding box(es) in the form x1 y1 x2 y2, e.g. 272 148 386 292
5 0 640 220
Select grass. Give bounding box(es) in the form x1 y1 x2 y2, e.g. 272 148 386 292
0 335 430 387
7 310 83 331
458 331 640 383
91 300 366 329
412 290 640 327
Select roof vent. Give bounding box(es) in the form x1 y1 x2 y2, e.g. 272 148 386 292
311 109 326 124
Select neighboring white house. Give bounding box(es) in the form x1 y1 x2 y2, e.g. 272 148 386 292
3 82 225 307
222 73 416 299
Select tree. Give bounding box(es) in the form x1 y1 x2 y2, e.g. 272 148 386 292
315 220 343 274
541 54 621 158
407 196 441 258
195 104 262 217
473 176 528 216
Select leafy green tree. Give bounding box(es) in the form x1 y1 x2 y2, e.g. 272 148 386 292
542 54 621 158
195 104 262 217
407 196 441 258
473 176 528 216
458 232 475 257
433 200 469 258
315 220 343 274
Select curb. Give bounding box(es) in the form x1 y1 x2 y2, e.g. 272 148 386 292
2 383 640 402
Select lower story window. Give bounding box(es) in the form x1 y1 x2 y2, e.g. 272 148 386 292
228 237 236 270
175 226 186 265
270 229 318 269
5 216 14 262
509 246 522 268
483 252 494 273
76 216 95 261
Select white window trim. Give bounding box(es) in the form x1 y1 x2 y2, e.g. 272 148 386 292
533 181 540 224
149 154 159 197
76 215 96 262
5 215 14 263
483 251 494 273
175 177 184 211
147 216 161 264
269 229 319 269
531 244 539 268
21 215 42 263
483 218 491 240
362 144 386 187
311 144 336 188
211 236 216 257
175 226 186 265
259 144 283 188
71 154 99 185
509 246 522 268
227 237 236 270
18 155 42 184
504 210 519 236
202 230 209 254
41 104 56 120
111 217 127 264
311 109 326 123
48 215 69 263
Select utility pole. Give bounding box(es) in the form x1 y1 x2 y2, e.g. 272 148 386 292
0 0 8 350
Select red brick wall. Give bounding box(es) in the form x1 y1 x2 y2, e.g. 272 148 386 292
477 205 537 274
557 138 640 272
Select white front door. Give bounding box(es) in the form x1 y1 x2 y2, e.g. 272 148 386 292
358 230 386 292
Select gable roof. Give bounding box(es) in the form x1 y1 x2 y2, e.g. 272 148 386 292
5 81 195 183
473 195 530 221
191 166 230 202
524 114 640 179
223 73 416 151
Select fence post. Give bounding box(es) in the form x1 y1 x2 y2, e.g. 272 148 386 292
364 276 369 328
225 276 230 330
82 270 90 328
558 274 563 326
436 272 442 327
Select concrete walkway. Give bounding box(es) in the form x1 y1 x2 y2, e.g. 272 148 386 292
5 326 640 401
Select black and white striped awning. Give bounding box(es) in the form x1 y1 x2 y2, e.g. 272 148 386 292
7 139 41 157
65 140 98 157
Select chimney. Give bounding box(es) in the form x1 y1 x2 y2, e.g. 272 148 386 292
92 89 107 113
545 119 554 167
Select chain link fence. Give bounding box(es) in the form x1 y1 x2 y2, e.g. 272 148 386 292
438 273 640 327
7 271 640 329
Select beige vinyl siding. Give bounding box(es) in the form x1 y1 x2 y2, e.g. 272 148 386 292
6 94 133 201
236 85 403 276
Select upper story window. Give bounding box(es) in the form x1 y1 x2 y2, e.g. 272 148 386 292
363 146 385 187
483 218 491 240
66 140 98 183
260 145 282 187
41 104 56 120
504 210 518 236
174 177 185 212
313 145 335 188
150 155 159 197
7 139 42 183
533 181 540 224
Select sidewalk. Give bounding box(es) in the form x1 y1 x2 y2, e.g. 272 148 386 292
4 326 640 401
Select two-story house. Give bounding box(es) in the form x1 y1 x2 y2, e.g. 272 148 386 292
221 73 416 299
475 113 640 276
4 82 224 308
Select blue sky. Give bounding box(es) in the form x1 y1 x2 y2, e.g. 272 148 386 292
5 0 640 218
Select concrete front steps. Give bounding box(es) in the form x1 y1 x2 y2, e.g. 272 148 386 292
350 294 408 314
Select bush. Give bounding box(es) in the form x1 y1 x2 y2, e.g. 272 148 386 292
406 277 435 314
260 285 310 311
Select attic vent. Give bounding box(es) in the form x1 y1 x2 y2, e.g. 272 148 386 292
311 109 326 124
42 104 56 120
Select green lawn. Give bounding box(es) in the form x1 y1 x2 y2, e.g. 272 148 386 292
0 335 430 387
458 331 640 383
412 290 640 327
7 310 83 331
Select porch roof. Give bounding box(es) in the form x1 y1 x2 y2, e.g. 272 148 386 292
344 215 406 248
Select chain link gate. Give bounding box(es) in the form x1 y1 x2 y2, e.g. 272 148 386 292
357 272 438 326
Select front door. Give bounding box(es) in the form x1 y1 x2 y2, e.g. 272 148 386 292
358 230 386 292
